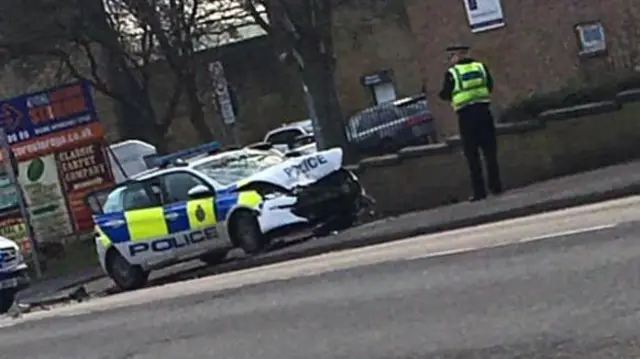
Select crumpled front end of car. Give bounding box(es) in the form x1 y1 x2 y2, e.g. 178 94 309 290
289 169 374 229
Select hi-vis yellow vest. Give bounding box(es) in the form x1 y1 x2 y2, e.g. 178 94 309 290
448 61 491 111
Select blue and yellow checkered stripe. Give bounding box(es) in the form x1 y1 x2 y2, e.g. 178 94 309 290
95 188 262 245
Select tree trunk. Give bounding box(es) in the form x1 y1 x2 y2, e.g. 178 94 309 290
118 102 169 153
302 59 354 163
184 74 214 143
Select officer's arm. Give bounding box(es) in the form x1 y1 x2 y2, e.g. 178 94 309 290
483 64 494 93
438 71 454 101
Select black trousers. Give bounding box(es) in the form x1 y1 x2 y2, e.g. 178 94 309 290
457 103 502 198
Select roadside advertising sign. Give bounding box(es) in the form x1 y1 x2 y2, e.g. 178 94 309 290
0 81 115 246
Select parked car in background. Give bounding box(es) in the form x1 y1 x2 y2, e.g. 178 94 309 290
264 119 314 153
345 94 436 156
0 235 29 313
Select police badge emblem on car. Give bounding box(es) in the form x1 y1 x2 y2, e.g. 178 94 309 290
196 205 206 222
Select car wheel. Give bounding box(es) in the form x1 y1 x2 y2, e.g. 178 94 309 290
0 290 16 314
199 249 230 266
106 249 149 291
333 214 357 231
230 210 269 255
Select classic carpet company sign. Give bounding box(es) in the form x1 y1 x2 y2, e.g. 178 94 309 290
56 142 114 232
0 81 113 236
57 143 110 192
463 0 505 33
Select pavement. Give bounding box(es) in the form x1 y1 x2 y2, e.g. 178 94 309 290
16 159 640 306
2 196 640 357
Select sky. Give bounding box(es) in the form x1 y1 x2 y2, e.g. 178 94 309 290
104 0 268 53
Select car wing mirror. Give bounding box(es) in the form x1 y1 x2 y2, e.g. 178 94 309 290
187 184 214 199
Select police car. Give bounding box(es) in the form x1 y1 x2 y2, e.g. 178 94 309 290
0 236 29 313
87 141 374 291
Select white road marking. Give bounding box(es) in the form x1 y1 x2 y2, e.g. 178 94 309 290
519 224 619 243
1 196 639 326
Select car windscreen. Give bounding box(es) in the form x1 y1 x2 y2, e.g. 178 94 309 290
195 152 284 186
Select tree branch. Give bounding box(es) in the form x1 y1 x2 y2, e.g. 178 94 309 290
244 0 270 32
158 78 185 132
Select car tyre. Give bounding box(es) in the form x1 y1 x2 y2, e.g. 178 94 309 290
0 290 16 314
333 213 357 231
106 249 149 291
199 249 230 266
230 210 269 255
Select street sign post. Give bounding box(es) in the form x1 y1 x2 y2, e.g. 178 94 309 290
0 127 42 278
208 61 236 126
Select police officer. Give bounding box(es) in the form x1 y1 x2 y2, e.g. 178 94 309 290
438 45 503 201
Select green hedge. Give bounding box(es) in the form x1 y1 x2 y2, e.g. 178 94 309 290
499 73 640 123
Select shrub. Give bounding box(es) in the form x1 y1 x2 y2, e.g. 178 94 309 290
499 72 640 123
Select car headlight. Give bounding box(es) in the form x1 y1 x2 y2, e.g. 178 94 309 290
243 182 290 198
14 247 24 264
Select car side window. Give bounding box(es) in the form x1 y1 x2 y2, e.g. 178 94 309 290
120 182 162 211
160 172 211 204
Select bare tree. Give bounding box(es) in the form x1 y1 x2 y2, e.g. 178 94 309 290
0 0 249 151
243 0 351 158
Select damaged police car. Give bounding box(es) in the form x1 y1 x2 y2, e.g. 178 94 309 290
87 142 375 290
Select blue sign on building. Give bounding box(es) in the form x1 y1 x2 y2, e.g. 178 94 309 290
0 81 98 145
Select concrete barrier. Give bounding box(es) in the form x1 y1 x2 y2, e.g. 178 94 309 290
350 93 640 216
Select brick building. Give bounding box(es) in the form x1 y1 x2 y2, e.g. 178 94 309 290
334 0 640 136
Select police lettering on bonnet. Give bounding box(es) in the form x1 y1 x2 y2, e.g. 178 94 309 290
284 154 328 178
129 226 218 256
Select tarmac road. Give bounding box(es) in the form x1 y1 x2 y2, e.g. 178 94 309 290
3 196 640 358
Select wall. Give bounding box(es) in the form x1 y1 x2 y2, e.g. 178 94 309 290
348 90 640 216
405 0 640 136
332 0 423 116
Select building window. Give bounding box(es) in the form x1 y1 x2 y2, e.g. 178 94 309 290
575 21 606 56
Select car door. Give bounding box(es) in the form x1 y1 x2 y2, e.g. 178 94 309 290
97 179 169 267
158 171 221 259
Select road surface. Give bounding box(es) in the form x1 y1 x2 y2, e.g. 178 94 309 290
3 196 640 358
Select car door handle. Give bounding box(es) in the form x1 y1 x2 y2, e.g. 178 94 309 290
165 213 179 221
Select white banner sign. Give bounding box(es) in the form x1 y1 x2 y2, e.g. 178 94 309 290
463 0 505 33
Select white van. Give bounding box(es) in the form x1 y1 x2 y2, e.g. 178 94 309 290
107 140 157 183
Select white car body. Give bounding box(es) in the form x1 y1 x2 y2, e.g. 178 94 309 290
286 142 317 156
0 236 28 291
92 146 367 278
